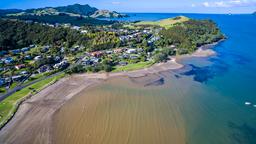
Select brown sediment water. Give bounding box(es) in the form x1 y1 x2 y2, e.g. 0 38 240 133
53 74 188 144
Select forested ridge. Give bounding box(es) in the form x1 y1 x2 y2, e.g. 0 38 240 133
0 19 120 51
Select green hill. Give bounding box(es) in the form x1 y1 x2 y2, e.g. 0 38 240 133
54 4 98 16
0 4 122 26
135 16 190 28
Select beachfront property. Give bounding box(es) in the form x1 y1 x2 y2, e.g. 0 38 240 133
15 64 26 70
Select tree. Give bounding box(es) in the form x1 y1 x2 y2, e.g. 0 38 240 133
103 64 113 72
154 53 168 63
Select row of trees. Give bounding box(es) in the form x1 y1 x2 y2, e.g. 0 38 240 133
157 19 225 55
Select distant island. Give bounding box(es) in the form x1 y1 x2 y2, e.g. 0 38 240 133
0 4 128 26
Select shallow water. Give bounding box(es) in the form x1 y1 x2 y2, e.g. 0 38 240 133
53 14 256 144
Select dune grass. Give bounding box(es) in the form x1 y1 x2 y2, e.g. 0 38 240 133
0 73 65 128
135 16 189 28
113 61 154 72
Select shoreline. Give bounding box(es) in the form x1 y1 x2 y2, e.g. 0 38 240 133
0 41 221 143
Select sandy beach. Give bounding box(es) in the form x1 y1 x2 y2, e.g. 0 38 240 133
0 46 217 144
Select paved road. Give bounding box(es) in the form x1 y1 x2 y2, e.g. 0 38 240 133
0 71 63 102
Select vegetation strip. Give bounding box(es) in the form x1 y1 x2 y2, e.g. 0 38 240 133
0 74 64 129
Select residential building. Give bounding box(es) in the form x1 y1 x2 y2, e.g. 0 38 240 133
15 64 26 70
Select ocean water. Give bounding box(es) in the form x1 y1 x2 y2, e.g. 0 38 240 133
54 14 256 144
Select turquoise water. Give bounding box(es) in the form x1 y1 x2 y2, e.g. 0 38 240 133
116 13 256 143
114 13 256 103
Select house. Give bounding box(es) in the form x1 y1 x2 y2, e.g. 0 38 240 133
29 45 35 48
119 61 128 66
114 48 124 54
170 45 176 48
41 46 50 53
4 57 14 64
74 45 80 49
25 20 33 23
119 36 128 41
53 60 69 69
10 49 21 55
21 47 30 53
126 49 137 54
47 24 55 27
70 47 78 53
55 23 60 27
20 71 28 75
81 30 88 34
54 56 61 62
130 55 139 59
0 50 7 56
37 65 52 73
25 55 32 60
3 77 11 84
72 26 80 30
81 60 92 66
91 57 100 63
137 48 144 53
63 23 71 28
106 50 113 54
0 78 5 86
78 46 85 51
15 64 26 70
90 51 104 58
122 54 129 59
60 47 65 53
12 75 24 81
34 56 42 61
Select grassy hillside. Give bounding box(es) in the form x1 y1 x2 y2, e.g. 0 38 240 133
135 16 189 28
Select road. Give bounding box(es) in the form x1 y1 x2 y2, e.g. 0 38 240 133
0 71 63 102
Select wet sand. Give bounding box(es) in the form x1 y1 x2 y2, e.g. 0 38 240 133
0 47 216 144
53 76 187 144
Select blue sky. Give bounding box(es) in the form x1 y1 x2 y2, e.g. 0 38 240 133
0 0 255 13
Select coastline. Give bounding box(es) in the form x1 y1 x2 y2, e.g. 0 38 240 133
0 41 221 143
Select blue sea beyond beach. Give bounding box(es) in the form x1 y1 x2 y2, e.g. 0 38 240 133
101 13 256 143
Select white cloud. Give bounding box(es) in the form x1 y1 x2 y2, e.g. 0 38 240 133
200 0 256 8
111 1 122 5
203 2 210 7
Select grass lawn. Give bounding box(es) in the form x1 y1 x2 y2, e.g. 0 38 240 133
113 61 154 72
10 82 18 89
0 88 6 94
135 16 189 29
0 73 65 128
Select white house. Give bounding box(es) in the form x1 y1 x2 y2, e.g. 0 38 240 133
126 49 137 54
